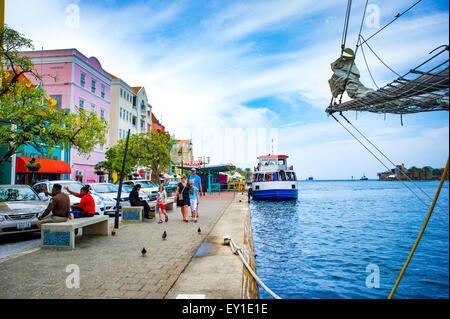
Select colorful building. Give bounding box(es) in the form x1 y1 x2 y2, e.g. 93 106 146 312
20 49 112 184
151 113 165 132
170 139 194 175
109 76 152 146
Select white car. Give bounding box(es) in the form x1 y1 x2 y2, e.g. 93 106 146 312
32 180 107 215
0 185 47 236
89 183 130 215
123 180 158 202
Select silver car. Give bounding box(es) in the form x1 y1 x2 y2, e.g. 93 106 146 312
123 180 158 201
89 183 130 215
32 180 107 215
0 185 47 236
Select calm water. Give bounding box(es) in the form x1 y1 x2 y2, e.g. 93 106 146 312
249 180 449 299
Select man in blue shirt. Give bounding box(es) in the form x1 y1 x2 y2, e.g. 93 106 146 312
187 168 203 196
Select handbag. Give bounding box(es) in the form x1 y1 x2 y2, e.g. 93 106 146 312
178 184 186 201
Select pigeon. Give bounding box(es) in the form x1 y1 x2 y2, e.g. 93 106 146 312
141 247 147 256
197 227 201 234
162 231 167 240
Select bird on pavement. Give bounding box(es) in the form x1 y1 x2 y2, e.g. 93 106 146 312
197 227 201 234
141 247 147 256
162 231 167 240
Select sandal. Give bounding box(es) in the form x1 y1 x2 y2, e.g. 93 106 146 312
157 219 163 224
183 219 189 222
165 215 168 222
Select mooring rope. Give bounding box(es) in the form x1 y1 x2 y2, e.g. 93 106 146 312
225 237 281 299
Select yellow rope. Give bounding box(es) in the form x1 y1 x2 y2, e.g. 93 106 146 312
388 156 449 299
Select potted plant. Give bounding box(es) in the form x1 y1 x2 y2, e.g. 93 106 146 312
25 162 42 172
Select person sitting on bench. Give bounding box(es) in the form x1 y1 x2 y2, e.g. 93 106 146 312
129 184 152 219
65 185 95 218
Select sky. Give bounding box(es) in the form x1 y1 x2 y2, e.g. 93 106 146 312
5 0 449 179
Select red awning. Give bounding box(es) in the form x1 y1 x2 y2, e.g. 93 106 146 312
16 157 71 174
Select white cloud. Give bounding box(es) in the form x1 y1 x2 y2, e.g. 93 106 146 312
5 0 448 178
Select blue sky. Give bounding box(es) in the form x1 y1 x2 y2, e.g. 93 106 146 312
6 0 449 179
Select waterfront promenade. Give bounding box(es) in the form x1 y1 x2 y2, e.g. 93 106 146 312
0 194 239 299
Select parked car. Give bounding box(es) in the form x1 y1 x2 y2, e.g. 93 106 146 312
122 180 158 201
32 180 108 215
89 183 130 215
0 185 47 236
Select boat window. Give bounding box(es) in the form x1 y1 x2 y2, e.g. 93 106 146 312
279 171 286 181
292 172 297 181
253 173 258 182
263 161 269 166
278 159 285 165
286 172 293 180
269 160 276 166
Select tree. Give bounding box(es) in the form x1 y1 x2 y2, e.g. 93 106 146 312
103 130 173 184
0 26 109 165
131 130 173 185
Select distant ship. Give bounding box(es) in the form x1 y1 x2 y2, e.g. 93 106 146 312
307 176 314 181
250 155 298 200
360 174 368 180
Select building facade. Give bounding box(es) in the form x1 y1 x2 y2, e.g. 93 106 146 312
21 49 112 184
109 76 152 146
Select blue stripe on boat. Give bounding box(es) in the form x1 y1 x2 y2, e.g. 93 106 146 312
252 189 298 200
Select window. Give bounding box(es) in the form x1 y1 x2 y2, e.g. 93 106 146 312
50 95 62 108
91 79 96 94
80 72 86 88
132 116 136 126
100 109 104 119
79 98 85 110
119 128 122 138
99 144 103 151
140 120 145 130
101 84 105 98
140 100 146 112
120 108 122 119
91 103 95 113
120 88 123 97
126 111 128 121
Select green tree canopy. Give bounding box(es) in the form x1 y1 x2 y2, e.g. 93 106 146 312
1 26 109 164
103 130 173 184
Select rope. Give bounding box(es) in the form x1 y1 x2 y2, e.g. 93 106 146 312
330 114 448 226
388 157 449 299
339 0 369 103
360 41 380 89
226 238 281 299
359 0 423 47
341 0 353 54
360 35 402 78
339 113 449 218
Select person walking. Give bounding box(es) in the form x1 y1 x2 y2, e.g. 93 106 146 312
129 184 152 219
37 184 70 229
187 168 202 195
174 174 190 222
157 184 169 224
188 179 200 222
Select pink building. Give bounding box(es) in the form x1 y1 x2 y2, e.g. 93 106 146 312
21 49 111 184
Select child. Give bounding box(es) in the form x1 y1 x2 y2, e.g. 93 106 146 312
157 185 168 224
188 179 199 221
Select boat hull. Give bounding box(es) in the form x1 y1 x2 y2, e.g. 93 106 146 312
251 181 298 200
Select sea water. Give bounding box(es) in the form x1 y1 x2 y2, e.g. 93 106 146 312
249 180 449 299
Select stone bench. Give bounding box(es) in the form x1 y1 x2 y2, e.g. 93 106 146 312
41 215 109 250
121 206 144 222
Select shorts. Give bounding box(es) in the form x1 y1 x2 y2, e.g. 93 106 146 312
157 203 166 210
190 199 198 211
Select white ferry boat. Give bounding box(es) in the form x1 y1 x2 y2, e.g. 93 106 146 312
251 155 298 200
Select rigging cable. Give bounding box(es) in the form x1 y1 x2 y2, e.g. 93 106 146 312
360 41 380 89
341 0 353 54
359 0 423 47
339 0 369 104
339 112 449 217
388 157 449 299
330 113 448 226
360 35 402 78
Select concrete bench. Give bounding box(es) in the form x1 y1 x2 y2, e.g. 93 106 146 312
121 206 144 222
41 215 109 250
149 197 176 211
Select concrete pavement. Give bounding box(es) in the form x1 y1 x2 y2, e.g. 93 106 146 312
0 197 232 299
